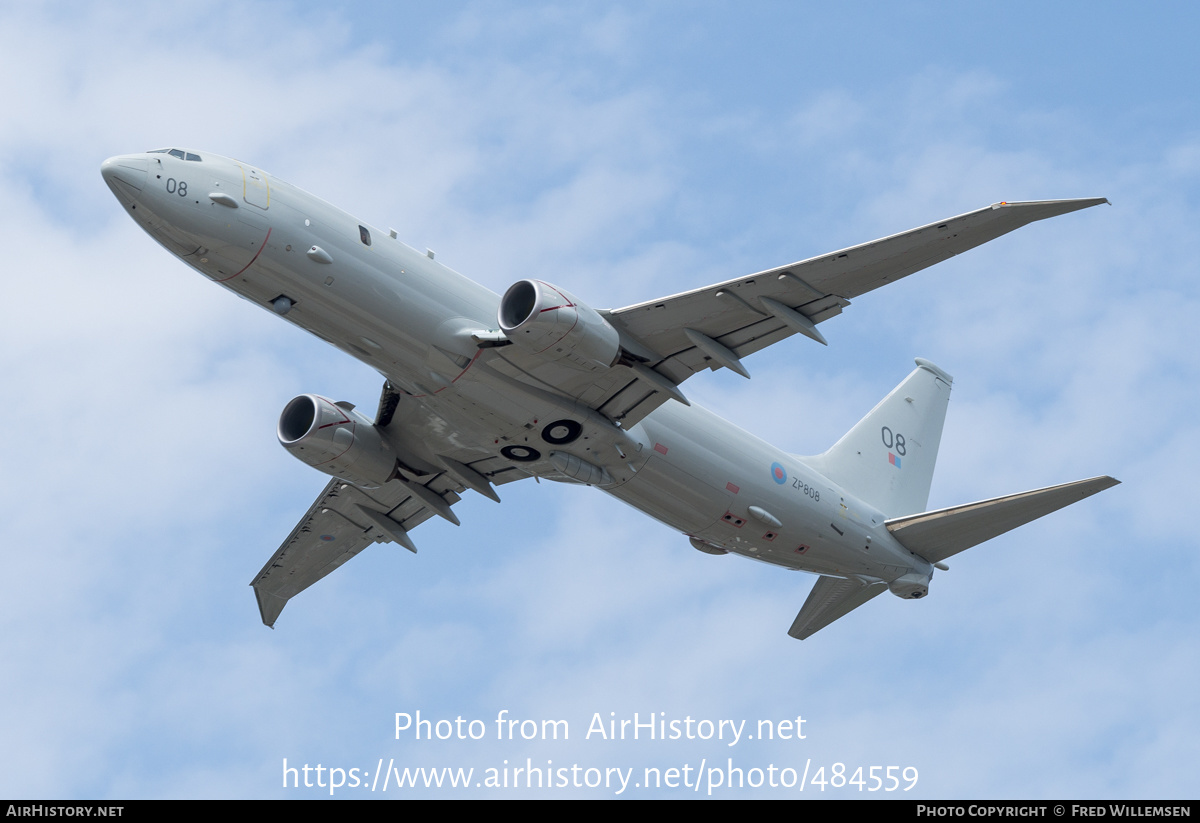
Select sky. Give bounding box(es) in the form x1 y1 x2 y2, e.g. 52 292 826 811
2 0 1197 799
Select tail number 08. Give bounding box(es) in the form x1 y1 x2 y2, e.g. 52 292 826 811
881 426 906 456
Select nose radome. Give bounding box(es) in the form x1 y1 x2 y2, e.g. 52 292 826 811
101 154 148 195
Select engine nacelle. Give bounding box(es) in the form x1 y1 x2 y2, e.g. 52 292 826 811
498 279 620 372
889 572 931 600
278 394 398 488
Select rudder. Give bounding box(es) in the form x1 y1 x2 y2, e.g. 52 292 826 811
801 358 952 517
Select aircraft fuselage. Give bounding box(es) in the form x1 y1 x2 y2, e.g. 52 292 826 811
99 148 969 623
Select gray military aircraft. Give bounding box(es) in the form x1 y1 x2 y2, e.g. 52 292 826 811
101 148 1117 639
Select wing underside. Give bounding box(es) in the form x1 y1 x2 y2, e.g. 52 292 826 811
788 576 888 640
250 451 527 627
250 477 452 627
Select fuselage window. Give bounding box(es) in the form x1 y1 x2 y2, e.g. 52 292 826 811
359 225 371 246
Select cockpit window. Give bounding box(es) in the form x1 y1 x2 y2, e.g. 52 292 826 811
359 225 372 246
145 148 202 161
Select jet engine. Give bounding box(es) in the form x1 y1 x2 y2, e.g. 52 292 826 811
278 394 398 488
498 279 620 371
888 572 931 600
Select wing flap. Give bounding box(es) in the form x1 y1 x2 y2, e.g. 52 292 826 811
885 475 1120 565
788 576 888 640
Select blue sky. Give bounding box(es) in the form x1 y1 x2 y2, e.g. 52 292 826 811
2 0 1197 798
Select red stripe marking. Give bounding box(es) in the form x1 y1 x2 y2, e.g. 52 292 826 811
654 443 668 455
312 399 355 466
538 281 576 309
316 398 352 430
408 348 483 398
215 227 272 282
530 281 580 355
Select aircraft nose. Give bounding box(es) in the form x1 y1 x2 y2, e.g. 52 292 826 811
100 154 148 196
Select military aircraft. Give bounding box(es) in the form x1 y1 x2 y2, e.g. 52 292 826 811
101 148 1117 639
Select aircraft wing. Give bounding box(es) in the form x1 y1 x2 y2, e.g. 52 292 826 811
250 476 455 627
788 576 888 640
562 198 1107 427
250 449 527 627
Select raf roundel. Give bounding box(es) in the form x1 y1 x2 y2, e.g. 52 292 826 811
770 462 787 485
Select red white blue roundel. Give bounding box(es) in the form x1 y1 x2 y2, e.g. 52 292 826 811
770 462 787 484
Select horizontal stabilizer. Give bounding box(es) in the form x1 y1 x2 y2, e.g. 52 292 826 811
885 475 1120 565
788 576 888 640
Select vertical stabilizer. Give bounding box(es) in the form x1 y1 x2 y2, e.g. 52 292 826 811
802 359 952 517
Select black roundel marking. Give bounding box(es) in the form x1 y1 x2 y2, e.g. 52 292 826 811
541 419 582 445
501 445 541 462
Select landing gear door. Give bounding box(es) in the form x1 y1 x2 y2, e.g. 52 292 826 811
237 162 270 209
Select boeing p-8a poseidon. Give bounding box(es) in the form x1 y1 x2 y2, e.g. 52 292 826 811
101 149 1118 640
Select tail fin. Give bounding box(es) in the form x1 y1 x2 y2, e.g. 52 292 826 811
801 359 952 517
